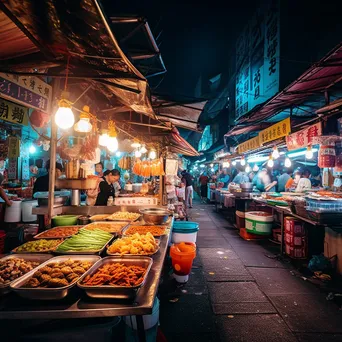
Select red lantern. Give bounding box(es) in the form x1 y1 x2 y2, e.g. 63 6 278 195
30 110 50 128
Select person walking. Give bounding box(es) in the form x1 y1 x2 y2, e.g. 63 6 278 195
199 171 209 203
181 170 194 208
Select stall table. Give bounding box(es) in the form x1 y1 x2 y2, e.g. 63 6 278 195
0 218 172 342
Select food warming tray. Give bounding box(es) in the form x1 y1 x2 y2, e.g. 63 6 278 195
82 221 129 236
11 240 64 254
77 256 153 299
54 235 114 255
33 226 82 239
122 224 167 237
10 255 101 300
0 254 52 296
106 238 160 257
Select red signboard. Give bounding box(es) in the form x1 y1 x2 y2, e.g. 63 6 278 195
286 122 322 151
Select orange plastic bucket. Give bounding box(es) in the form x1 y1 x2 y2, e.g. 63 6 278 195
170 242 196 282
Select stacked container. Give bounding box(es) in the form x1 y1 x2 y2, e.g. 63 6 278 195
284 217 307 258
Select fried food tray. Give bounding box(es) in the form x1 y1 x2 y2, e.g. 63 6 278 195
33 226 82 239
10 255 100 300
77 256 153 299
106 238 160 257
0 254 52 296
11 240 64 254
82 221 129 236
122 224 167 237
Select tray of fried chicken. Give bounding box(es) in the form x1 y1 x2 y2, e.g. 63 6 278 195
10 255 100 300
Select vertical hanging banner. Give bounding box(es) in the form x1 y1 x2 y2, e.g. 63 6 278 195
0 73 52 113
286 122 322 150
7 136 20 158
8 158 17 179
259 117 291 144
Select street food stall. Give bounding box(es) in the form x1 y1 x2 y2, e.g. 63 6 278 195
0 1 200 341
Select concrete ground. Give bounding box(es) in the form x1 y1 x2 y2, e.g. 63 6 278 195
158 202 342 342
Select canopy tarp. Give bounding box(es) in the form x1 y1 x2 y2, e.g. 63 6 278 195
0 0 155 117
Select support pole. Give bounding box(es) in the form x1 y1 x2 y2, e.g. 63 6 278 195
47 79 60 224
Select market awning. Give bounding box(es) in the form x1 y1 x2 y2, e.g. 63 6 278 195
0 0 155 118
152 96 207 131
236 42 342 124
166 128 200 156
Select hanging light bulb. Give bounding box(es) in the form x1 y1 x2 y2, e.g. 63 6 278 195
245 164 251 173
240 156 246 166
29 145 36 154
55 92 74 129
140 144 147 154
272 146 280 159
135 150 142 158
284 157 292 168
211 168 215 172
222 161 230 168
99 130 109 147
267 155 274 168
210 163 214 167
116 151 121 157
253 164 259 172
232 160 237 166
306 145 313 159
131 139 141 148
107 120 118 152
74 105 93 133
149 149 157 160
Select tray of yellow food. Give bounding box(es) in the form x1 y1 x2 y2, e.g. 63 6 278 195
107 232 159 256
10 255 100 300
82 221 128 235
122 225 167 237
12 239 64 254
89 214 109 222
106 212 141 222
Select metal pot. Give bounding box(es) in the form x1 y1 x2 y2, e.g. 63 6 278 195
139 208 171 225
240 182 253 191
132 183 142 193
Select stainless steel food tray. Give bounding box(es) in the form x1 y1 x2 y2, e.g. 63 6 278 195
122 224 167 237
10 255 101 300
82 221 129 235
12 240 64 254
33 226 81 239
0 254 52 296
106 213 141 222
54 235 114 255
106 238 160 257
77 256 153 299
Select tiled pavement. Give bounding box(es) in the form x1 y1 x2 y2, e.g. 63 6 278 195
159 203 342 342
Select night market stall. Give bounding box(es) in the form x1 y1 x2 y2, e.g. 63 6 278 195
0 1 201 341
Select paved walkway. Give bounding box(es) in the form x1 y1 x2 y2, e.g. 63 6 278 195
159 203 342 342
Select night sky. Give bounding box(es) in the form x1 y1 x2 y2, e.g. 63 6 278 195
102 0 258 98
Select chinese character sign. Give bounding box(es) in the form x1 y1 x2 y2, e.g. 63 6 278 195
235 0 280 119
286 122 322 151
7 136 20 158
0 98 28 126
238 136 260 154
259 118 291 144
0 73 51 113
8 158 17 180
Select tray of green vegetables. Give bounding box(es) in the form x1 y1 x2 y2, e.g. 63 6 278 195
55 229 114 255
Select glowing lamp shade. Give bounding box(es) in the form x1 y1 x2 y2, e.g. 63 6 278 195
306 145 313 159
140 145 147 154
240 157 246 166
135 150 142 158
149 149 157 160
99 133 109 147
232 160 237 166
253 164 259 172
285 157 292 168
107 136 118 152
245 164 251 173
74 118 92 133
272 146 280 159
55 104 74 129
29 145 36 154
210 163 214 167
267 156 274 168
222 161 230 168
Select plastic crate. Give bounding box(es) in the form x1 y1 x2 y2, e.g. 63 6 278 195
306 198 342 212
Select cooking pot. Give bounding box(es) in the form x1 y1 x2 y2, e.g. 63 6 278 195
140 208 171 225
240 182 253 191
